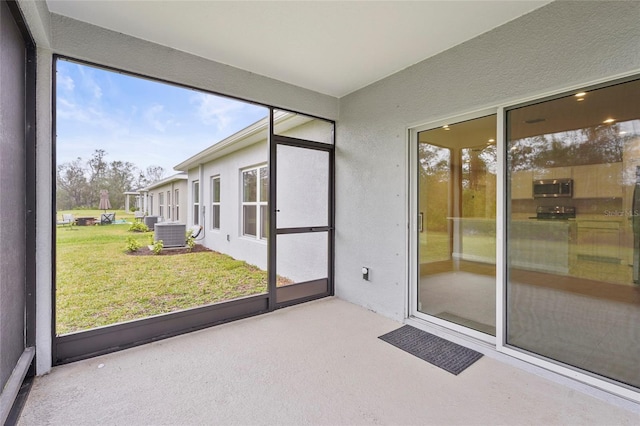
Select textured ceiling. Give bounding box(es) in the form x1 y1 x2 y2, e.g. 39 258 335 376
46 1 551 97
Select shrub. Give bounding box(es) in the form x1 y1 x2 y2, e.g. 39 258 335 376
152 239 163 255
186 230 195 252
125 236 141 253
128 222 149 233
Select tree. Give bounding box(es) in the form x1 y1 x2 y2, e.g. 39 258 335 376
136 165 166 188
508 124 624 171
56 157 90 210
87 149 108 206
104 160 137 209
56 150 161 210
418 143 451 232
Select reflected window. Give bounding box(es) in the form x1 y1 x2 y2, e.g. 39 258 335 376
417 115 497 336
506 77 640 389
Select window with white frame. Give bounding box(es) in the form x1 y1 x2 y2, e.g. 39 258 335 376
242 165 268 239
167 190 171 220
175 189 179 221
193 180 200 226
158 191 164 218
211 176 220 230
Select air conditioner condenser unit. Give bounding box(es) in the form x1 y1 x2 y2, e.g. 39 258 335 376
154 222 186 247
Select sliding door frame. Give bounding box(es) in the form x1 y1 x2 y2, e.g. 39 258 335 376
408 72 640 404
497 74 640 403
408 107 499 345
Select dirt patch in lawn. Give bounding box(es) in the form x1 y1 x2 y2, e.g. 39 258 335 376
127 244 213 256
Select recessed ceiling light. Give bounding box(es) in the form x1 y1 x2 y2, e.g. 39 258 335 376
488 138 495 143
575 92 586 97
576 98 585 102
442 125 450 130
603 118 615 124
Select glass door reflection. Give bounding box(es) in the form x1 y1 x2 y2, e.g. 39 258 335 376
417 115 497 336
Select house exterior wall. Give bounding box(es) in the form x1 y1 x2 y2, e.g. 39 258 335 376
34 48 53 377
278 118 334 144
145 180 187 223
189 142 269 271
183 118 331 281
335 0 640 321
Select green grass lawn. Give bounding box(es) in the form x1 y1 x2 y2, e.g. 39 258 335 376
419 231 496 263
56 210 269 335
419 231 450 263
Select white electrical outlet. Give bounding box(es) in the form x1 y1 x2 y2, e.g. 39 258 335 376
362 267 369 280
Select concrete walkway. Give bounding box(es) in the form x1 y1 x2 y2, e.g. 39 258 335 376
18 298 639 425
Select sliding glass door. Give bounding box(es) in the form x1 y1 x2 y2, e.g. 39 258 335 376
412 78 640 396
506 77 640 389
416 115 497 336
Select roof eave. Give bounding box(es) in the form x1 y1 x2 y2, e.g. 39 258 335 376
173 111 311 171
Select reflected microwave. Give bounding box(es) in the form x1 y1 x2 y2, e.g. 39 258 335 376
533 178 573 198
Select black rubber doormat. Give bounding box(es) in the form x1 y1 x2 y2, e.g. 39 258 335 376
379 325 483 375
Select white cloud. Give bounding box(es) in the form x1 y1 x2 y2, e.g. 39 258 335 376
57 96 129 138
57 131 207 175
58 74 75 92
57 97 90 122
144 104 169 132
77 65 103 100
56 62 268 177
91 83 103 99
192 93 246 131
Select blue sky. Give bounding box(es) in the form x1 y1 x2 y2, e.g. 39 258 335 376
56 59 268 175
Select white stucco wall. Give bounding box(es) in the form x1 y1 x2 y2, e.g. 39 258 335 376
189 142 269 271
34 48 53 377
335 0 640 321
277 117 334 145
186 117 332 282
146 180 187 223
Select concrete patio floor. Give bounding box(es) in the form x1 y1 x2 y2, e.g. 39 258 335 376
18 297 639 425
